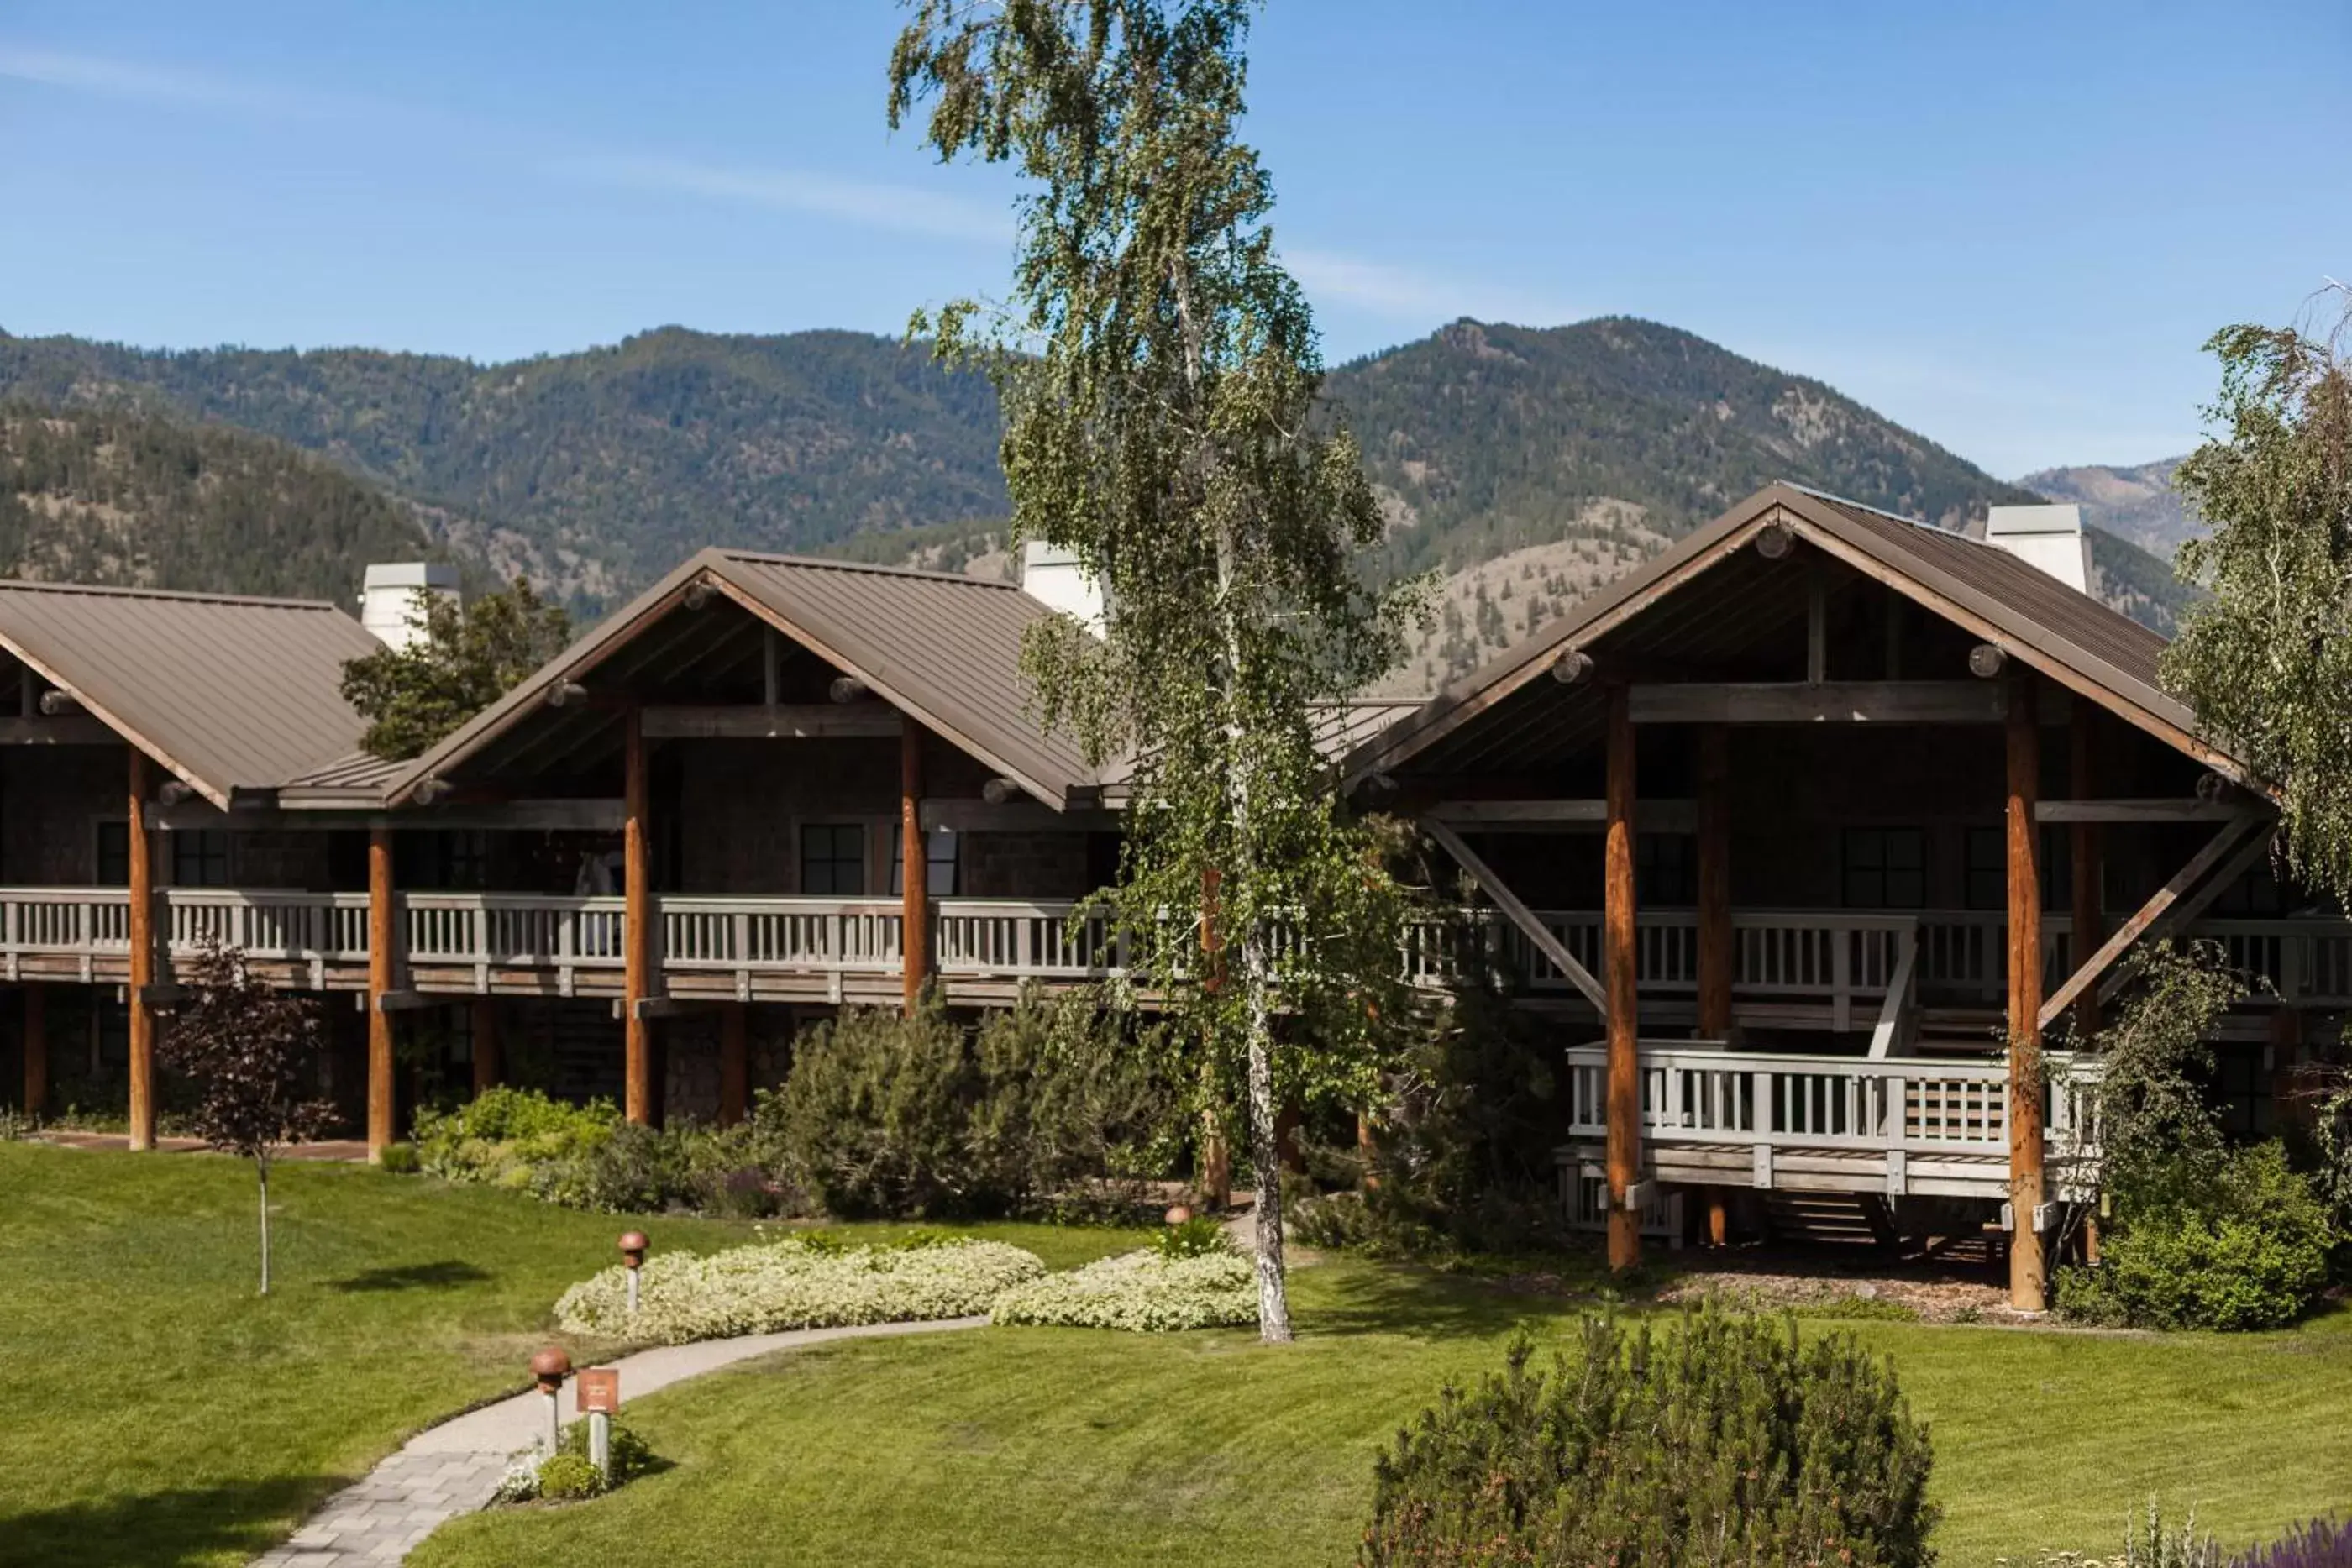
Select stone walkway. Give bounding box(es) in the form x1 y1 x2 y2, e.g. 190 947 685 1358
252 1316 990 1566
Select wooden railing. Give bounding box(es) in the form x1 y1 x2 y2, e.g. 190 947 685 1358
1564 1043 2097 1162
0 885 2339 1009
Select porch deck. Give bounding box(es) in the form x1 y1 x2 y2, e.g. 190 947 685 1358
1559 1041 2101 1205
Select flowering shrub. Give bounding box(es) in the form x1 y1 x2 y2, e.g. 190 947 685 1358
2234 1517 2352 1568
554 1235 1046 1344
990 1247 1256 1332
413 1088 619 1190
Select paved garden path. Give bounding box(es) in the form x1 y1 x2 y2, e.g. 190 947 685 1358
252 1316 990 1567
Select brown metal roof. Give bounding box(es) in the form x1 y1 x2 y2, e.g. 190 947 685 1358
1347 482 2239 786
0 580 377 806
391 550 1099 807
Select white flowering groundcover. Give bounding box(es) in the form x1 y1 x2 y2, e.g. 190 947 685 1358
990 1249 1257 1332
555 1236 1047 1345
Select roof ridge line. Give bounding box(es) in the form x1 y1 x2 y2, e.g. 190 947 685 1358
0 578 344 611
714 547 1024 590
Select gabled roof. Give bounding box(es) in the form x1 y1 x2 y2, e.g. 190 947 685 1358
389 549 1100 808
0 580 376 807
1347 482 2242 786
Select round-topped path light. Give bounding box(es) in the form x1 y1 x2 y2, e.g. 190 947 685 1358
618 1230 649 1314
530 1345 572 1455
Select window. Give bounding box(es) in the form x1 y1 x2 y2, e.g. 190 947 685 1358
1964 826 2073 912
890 825 959 898
171 830 230 888
1636 832 1696 906
800 823 867 896
400 830 491 891
96 821 128 885
1842 827 1926 909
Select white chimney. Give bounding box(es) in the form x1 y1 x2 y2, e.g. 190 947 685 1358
1984 505 2091 594
359 563 462 651
1018 540 1107 635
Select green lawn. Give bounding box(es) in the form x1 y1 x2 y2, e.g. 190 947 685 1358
7 1141 2349 1568
0 1141 1141 1568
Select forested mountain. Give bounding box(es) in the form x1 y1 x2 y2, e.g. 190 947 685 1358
2018 457 2198 559
0 327 1003 606
0 318 2195 679
0 404 449 601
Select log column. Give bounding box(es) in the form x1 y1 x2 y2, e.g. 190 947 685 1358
2070 704 2103 1041
21 984 45 1118
900 714 929 1012
470 998 501 1097
718 1002 749 1127
1695 724 1734 1247
2006 675 2046 1310
127 752 156 1151
1604 683 1641 1272
366 826 396 1162
623 705 654 1125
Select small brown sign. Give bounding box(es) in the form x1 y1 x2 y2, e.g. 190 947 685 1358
575 1367 620 1415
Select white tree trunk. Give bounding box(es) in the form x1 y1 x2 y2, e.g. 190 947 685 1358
257 1156 271 1296
1241 926 1292 1343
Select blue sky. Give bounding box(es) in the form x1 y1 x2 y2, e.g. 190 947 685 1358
1 1 2344 477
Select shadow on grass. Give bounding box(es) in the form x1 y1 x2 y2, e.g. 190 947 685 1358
0 1474 342 1568
330 1259 492 1292
1297 1252 1684 1341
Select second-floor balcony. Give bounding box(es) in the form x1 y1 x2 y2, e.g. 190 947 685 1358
2 885 2342 1025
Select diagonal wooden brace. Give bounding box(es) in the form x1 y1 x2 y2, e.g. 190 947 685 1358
1422 817 1609 1015
2037 814 2274 1032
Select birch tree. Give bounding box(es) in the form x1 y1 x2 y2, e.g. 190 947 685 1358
890 0 1425 1342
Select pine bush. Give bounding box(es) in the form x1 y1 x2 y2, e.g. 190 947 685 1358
1360 1309 1936 1568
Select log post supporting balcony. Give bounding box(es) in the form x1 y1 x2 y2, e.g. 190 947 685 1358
624 705 654 1125
718 1001 749 1127
127 751 156 1151
21 983 45 1119
470 997 501 1096
2071 704 2103 1040
2007 674 2046 1310
367 826 396 1162
1696 723 1733 1247
1604 682 1641 1272
901 713 929 1011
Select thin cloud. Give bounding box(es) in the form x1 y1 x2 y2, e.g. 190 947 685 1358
0 43 336 118
1283 245 1576 328
560 155 1016 246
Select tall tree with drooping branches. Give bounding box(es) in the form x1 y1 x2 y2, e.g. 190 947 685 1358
2165 291 2352 905
890 0 1425 1341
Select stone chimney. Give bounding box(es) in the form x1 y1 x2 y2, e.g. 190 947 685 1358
358 563 462 651
1983 505 2090 594
1018 540 1107 635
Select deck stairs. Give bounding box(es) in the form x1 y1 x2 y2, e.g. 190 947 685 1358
1907 1006 2005 1057
1761 1192 1900 1250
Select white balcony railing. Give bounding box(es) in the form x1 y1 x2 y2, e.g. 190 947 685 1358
0 886 2339 1009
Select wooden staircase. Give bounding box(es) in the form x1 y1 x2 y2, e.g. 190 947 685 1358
1762 1191 1903 1250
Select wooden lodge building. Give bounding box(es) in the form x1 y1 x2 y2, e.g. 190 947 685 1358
0 485 2328 1303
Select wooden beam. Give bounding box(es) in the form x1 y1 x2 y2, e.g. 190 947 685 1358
640 705 903 741
126 751 155 1151
2006 675 2045 1312
902 714 929 1011
2036 813 2271 1030
1805 574 1828 684
918 798 1117 834
1604 683 1641 1273
21 984 44 1118
1628 681 2007 726
470 997 500 1097
1425 799 1696 832
1420 819 1607 1012
623 705 654 1125
366 826 396 1162
155 799 631 832
1696 726 1733 1041
2034 799 2255 823
718 1001 748 1128
0 716 114 746
2097 822 2278 1006
2070 705 2104 1041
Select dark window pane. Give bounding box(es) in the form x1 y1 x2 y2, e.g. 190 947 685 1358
801 824 866 897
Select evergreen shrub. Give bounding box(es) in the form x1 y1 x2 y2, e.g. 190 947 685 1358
2057 1143 2330 1330
1359 1309 1936 1568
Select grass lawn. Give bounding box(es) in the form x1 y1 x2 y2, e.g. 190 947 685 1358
8 1141 2350 1568
0 1141 1142 1568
